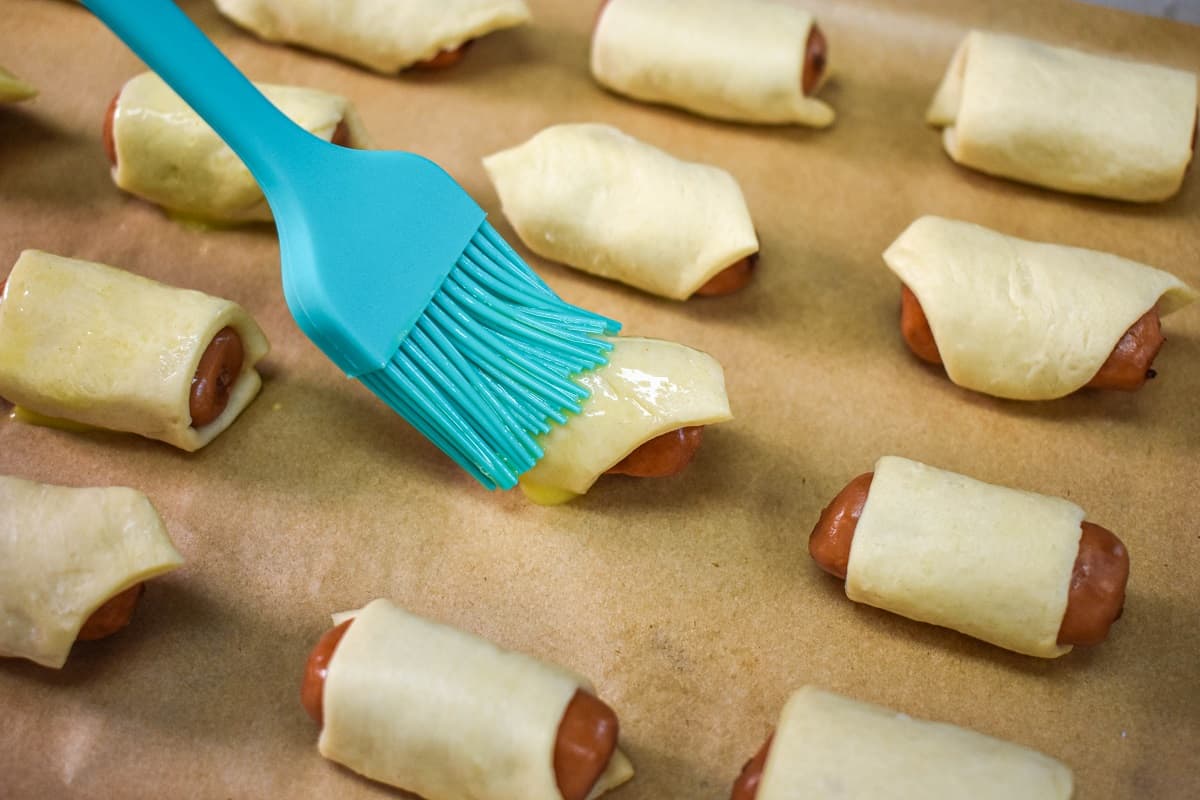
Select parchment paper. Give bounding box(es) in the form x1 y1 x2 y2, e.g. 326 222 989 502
1 1 1198 797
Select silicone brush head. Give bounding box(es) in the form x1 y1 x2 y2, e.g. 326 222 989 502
277 148 620 490
80 0 620 490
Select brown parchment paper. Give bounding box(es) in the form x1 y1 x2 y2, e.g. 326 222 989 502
1 0 1198 797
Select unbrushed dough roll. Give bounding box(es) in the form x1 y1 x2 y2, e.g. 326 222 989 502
213 0 530 74
0 65 36 102
110 72 371 223
0 475 184 668
0 250 270 451
319 599 634 800
754 686 1073 799
484 123 759 300
847 456 1086 658
591 0 833 127
883 216 1197 400
519 336 732 505
927 30 1199 202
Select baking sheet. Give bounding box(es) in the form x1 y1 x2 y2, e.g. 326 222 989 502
1 0 1198 797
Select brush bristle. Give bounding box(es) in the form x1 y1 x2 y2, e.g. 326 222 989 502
361 222 620 489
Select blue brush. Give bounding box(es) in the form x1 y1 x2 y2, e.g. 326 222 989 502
82 0 620 490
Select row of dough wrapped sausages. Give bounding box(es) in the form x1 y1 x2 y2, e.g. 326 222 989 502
43 67 1200 400
6 465 1105 797
13 0 1193 203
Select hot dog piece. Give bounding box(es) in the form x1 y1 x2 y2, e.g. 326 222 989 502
76 583 145 641
103 92 119 166
1058 523 1129 647
301 601 631 800
807 472 872 580
606 426 704 478
694 255 758 297
190 327 246 428
730 733 773 800
900 285 1167 391
301 618 353 725
809 469 1130 648
802 25 827 96
413 41 472 71
554 691 621 800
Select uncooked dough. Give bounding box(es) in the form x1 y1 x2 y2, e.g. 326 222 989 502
0 250 270 451
927 30 1198 202
0 475 183 669
484 123 759 300
883 216 1197 400
591 0 834 126
214 0 530 74
847 456 1084 658
111 72 371 223
519 337 732 504
756 686 1074 799
320 599 633 800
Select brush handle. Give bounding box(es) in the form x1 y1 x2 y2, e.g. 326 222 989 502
81 0 317 190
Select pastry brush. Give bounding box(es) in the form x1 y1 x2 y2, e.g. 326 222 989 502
82 0 620 490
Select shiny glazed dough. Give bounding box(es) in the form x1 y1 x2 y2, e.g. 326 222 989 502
320 599 634 800
519 337 732 504
591 0 833 127
112 72 371 223
214 0 530 73
484 123 759 299
0 66 36 102
847 456 1083 658
0 475 183 668
0 250 270 451
927 30 1198 202
757 686 1074 799
883 216 1197 400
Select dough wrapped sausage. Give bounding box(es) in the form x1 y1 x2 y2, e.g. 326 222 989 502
0 250 270 451
0 475 183 668
731 686 1073 799
309 599 633 800
519 337 732 504
817 456 1127 658
484 124 759 300
883 216 1197 400
927 30 1198 202
107 72 371 223
0 65 36 102
213 0 530 74
592 0 833 127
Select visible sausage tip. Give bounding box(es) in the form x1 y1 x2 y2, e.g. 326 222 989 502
606 426 704 478
190 326 245 428
802 25 828 96
103 92 120 167
76 583 145 641
300 618 354 727
730 733 773 800
695 253 758 297
554 690 620 800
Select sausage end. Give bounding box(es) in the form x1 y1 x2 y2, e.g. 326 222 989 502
300 619 354 726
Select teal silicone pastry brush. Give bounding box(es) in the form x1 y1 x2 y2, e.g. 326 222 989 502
81 0 620 490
